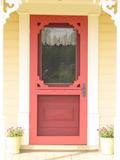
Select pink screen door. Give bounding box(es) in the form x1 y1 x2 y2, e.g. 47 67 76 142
30 15 88 144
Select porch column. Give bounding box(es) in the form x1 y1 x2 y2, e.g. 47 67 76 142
0 0 22 159
114 16 120 160
100 0 120 159
0 2 5 159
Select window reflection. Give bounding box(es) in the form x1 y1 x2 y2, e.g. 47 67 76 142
40 27 77 84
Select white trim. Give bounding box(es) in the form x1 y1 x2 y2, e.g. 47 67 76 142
100 0 116 22
114 22 120 160
88 14 99 146
19 14 99 146
0 12 4 118
0 1 22 158
18 13 30 145
0 0 22 24
0 3 6 159
18 3 100 15
99 1 120 159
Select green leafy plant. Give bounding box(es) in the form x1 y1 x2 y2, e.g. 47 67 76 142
98 125 114 138
7 127 24 137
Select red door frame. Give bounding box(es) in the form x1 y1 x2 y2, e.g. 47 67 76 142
30 15 88 144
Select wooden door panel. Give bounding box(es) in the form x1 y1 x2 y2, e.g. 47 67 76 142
37 95 79 136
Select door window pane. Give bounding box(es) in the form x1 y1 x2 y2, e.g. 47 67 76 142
40 27 77 84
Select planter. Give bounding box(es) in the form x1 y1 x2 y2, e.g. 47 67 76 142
100 137 114 155
6 137 22 154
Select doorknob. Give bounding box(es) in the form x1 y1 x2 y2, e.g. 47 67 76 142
81 83 87 97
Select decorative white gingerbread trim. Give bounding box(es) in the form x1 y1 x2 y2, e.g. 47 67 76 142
100 0 120 25
0 0 22 24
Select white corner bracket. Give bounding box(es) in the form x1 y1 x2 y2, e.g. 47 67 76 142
99 0 119 25
0 0 22 24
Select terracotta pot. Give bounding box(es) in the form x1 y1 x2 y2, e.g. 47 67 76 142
6 137 22 154
100 137 114 155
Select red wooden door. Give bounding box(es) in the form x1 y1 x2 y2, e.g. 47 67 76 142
30 16 88 144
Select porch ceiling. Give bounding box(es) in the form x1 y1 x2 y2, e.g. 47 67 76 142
19 0 100 15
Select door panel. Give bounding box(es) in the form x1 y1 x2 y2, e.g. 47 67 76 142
37 95 79 136
30 15 88 144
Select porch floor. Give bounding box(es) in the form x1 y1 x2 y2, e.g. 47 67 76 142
5 150 114 160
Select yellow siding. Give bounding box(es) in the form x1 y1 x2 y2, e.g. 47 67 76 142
99 12 116 125
4 12 116 129
4 12 19 129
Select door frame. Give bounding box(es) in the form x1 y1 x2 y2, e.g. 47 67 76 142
18 13 99 146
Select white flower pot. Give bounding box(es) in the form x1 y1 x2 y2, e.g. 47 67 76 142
100 137 114 155
6 137 22 154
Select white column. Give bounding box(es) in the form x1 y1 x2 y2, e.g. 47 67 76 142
114 7 120 159
114 27 120 159
0 0 22 159
0 6 4 127
0 18 5 160
0 2 5 160
88 14 99 146
113 0 120 159
100 0 120 159
18 13 30 145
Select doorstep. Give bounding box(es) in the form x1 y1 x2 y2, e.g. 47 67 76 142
21 145 99 151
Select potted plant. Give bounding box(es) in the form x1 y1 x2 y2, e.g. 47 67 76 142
98 125 114 155
6 127 24 154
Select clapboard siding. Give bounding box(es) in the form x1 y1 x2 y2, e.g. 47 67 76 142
4 12 19 129
99 12 116 125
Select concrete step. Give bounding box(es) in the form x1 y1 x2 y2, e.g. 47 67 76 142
21 145 99 151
